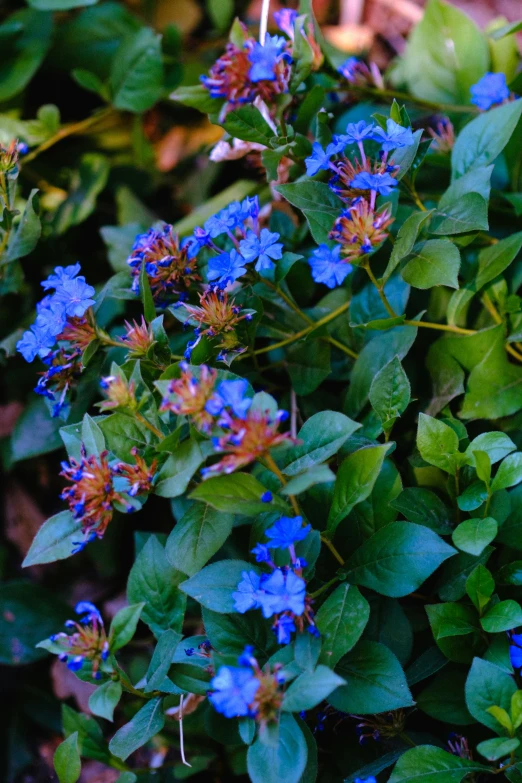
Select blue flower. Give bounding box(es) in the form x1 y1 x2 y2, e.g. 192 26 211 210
274 8 298 37
41 263 82 291
233 570 264 613
274 614 296 644
205 209 237 239
251 543 271 563
75 601 102 623
265 516 311 549
17 329 42 362
309 244 352 289
209 666 260 718
185 226 211 258
372 119 415 152
239 228 283 272
335 121 376 145
248 35 289 83
237 645 256 667
350 171 398 195
338 57 360 82
215 379 252 418
52 277 96 318
34 301 67 338
305 141 344 176
470 72 510 110
241 195 260 221
510 633 522 668
261 568 306 616
207 250 248 287
355 778 377 783
261 491 273 503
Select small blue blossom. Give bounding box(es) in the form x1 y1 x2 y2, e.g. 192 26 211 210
185 647 195 656
338 56 360 81
355 778 377 783
351 171 398 195
185 226 211 258
309 244 352 289
34 301 67 338
335 121 376 145
233 570 264 613
237 645 256 667
241 195 260 221
305 141 344 177
274 8 298 37
274 614 296 645
17 329 42 362
239 228 283 272
52 277 96 318
209 666 260 718
261 568 306 616
248 34 289 83
510 633 522 668
75 602 102 623
261 491 273 503
470 72 510 111
265 515 311 549
205 209 237 239
251 543 271 563
372 119 415 152
207 250 248 287
41 263 82 291
214 379 252 418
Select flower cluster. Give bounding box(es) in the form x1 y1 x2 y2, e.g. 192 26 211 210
160 363 218 433
181 288 254 362
17 264 96 415
233 515 318 644
304 119 414 286
117 317 156 358
209 646 285 725
427 117 455 153
127 224 200 305
337 56 384 90
470 72 510 111
60 445 155 551
447 733 472 761
99 374 137 412
46 602 110 679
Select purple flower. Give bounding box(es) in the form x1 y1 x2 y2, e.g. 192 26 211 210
205 208 238 239
265 515 311 549
470 72 510 111
209 666 260 718
335 121 376 145
261 569 306 616
241 195 260 221
338 57 361 82
207 250 248 287
52 277 96 318
75 602 102 623
212 379 252 418
251 543 271 563
41 263 82 291
239 228 283 272
372 119 415 152
350 171 397 195
309 244 352 288
248 35 289 83
274 8 298 37
233 570 264 613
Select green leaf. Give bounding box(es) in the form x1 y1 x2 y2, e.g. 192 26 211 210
22 511 83 567
281 411 360 476
329 640 414 713
315 584 370 669
1 581 69 664
452 99 522 178
0 10 53 102
62 705 110 762
481 600 522 633
139 260 156 323
155 440 205 498
287 340 331 396
206 0 233 31
127 536 186 635
247 714 307 783
491 452 522 492
110 27 163 112
145 629 182 692
54 153 110 235
88 680 122 722
166 503 233 577
512 690 522 729
417 413 459 474
276 181 342 244
390 488 452 535
383 210 433 282
426 602 480 645
429 193 489 235
477 737 520 762
109 603 144 651
170 84 221 114
388 745 489 783
465 657 517 732
81 413 105 457
179 560 255 614
452 517 497 556
327 444 392 534
342 521 456 598
54 732 81 783
202 608 277 664
369 356 411 427
402 239 460 289
475 232 522 290
190 473 288 515
223 106 275 145
281 464 335 495
6 189 41 262
282 665 345 712
465 432 516 465
109 698 165 760
498 561 522 586
417 668 473 725
466 565 494 613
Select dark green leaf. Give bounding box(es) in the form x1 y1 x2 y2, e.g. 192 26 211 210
315 584 370 669
452 100 522 178
190 473 288 515
389 745 489 783
276 181 342 244
109 603 144 651
223 106 275 145
452 517 497 556
88 681 122 722
481 600 522 633
23 511 83 567
179 560 255 614
390 488 452 534
281 411 360 476
282 666 345 712
110 28 164 112
109 698 165 760
166 504 233 577
465 657 517 732
54 733 81 783
247 714 307 783
402 239 460 289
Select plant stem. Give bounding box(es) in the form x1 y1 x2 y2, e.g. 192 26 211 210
263 452 301 516
135 412 164 440
403 319 474 335
21 107 116 165
309 575 340 599
343 83 477 115
252 301 351 356
320 535 345 565
363 262 398 317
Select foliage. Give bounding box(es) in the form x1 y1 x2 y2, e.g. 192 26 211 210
4 1 522 782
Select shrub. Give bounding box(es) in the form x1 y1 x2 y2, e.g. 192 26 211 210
4 1 522 781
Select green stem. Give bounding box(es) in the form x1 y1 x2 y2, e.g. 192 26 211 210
21 107 116 164
320 534 345 566
309 576 340 599
342 83 477 115
363 262 398 318
135 412 164 440
263 452 300 517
